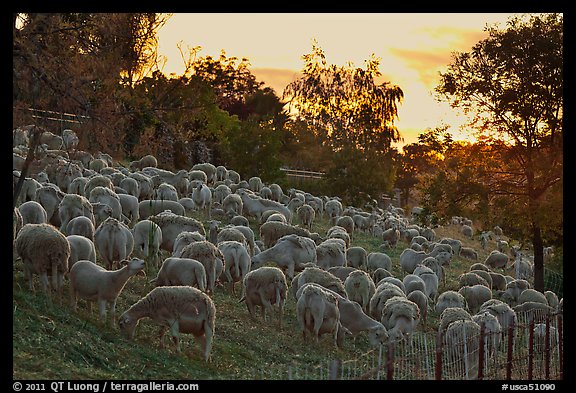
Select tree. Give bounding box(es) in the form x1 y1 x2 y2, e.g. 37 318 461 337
435 13 563 291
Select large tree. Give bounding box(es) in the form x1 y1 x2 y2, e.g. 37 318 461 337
435 13 563 291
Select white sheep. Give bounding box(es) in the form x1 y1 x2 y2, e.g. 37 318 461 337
335 215 354 236
15 223 70 300
459 284 492 314
296 204 316 231
369 282 406 320
58 193 95 233
259 221 315 249
372 268 393 283
151 256 207 292
217 240 251 295
222 193 243 218
296 283 344 347
435 290 467 315
18 200 48 225
148 211 205 252
444 319 481 379
459 246 479 260
366 252 392 272
324 199 343 226
67 234 97 268
138 199 186 220
66 215 95 241
172 231 206 257
402 274 426 296
129 154 158 171
190 180 212 217
236 189 291 222
70 258 145 325
94 217 134 270
438 307 473 333
119 177 140 199
131 219 163 268
178 240 223 294
380 295 420 341
478 299 517 333
484 250 509 270
472 311 502 356
251 234 317 280
240 266 288 327
118 286 216 361
399 248 451 274
407 290 429 325
344 270 375 313
118 193 140 227
315 238 347 270
291 266 347 299
346 246 367 269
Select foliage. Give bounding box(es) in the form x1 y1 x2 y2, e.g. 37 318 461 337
434 13 563 290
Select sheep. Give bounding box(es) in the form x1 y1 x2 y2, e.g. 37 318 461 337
501 279 532 305
472 311 502 356
444 320 481 379
188 169 208 185
372 268 393 283
366 252 392 272
191 163 217 185
439 238 462 256
15 223 70 300
533 323 559 353
380 296 420 341
326 226 351 248
346 246 367 269
399 248 451 274
94 217 134 270
171 231 205 258
478 299 517 333
377 277 406 293
67 234 97 268
129 154 158 171
129 172 154 201
369 282 406 320
311 283 391 347
18 201 48 225
458 272 490 288
70 258 145 325
251 234 317 280
421 256 446 285
461 224 474 239
324 199 343 226
151 257 207 292
154 182 179 202
508 257 534 280
138 199 186 220
335 215 354 235
290 266 347 299
119 176 140 199
222 193 243 218
296 283 345 347
402 274 426 296
131 219 163 268
382 228 401 247
407 290 429 325
496 239 510 254
296 204 315 231
36 184 65 226
217 240 251 295
58 193 95 233
259 221 314 249
544 291 560 311
326 266 357 282
435 290 467 315
469 262 491 271
236 189 291 222
484 250 509 270
344 270 375 313
89 158 108 172
215 165 228 182
517 289 548 306
459 246 479 261
83 175 114 199
438 307 473 333
421 227 436 242
118 286 215 361
240 266 288 328
458 284 492 314
65 215 95 240
315 238 347 270
15 176 42 206
13 207 23 243
178 240 223 294
68 176 89 196
489 272 508 291
148 211 205 252
230 215 249 227
190 180 212 217
118 193 140 226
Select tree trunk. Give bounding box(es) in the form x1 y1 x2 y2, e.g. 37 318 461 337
532 223 544 292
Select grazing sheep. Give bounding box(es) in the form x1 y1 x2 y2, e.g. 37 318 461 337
151 257 207 292
439 238 462 256
129 154 158 171
240 266 288 327
70 258 145 325
315 238 347 270
222 193 243 218
83 175 114 199
129 173 154 201
344 270 376 312
18 200 48 225
296 204 316 231
172 231 206 257
484 250 509 270
533 323 559 353
178 240 223 294
472 311 502 356
469 269 493 289
138 199 186 220
36 184 65 226
327 266 357 282
148 211 205 252
438 307 473 333
119 177 140 199
58 193 95 233
346 246 367 269
544 291 560 311
291 267 347 299
478 299 517 333
459 246 479 261
469 262 491 272
369 282 406 320
407 290 429 325
517 289 548 306
421 256 445 285
461 224 474 239
489 272 508 291
381 296 420 341
382 228 401 247
435 290 467 315
325 199 343 226
67 235 97 268
372 268 393 283
217 240 251 295
15 223 70 300
459 285 492 314
444 320 481 379
252 233 317 279
66 215 95 240
501 279 532 305
377 277 406 293
326 225 351 248
131 219 163 268
458 272 490 288
296 283 344 347
366 252 392 272
229 214 248 227
403 274 426 296
236 189 291 223
336 215 355 235
508 257 534 280
400 248 451 274
118 286 216 361
94 217 135 270
259 221 314 249
118 193 140 226
154 182 179 202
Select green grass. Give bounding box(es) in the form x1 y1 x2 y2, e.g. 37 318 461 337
12 212 551 380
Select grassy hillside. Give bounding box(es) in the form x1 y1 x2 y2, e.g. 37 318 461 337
11 212 525 380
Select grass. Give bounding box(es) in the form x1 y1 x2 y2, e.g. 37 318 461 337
12 211 548 380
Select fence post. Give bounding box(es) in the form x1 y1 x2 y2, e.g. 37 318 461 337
435 331 443 380
545 315 551 380
528 318 534 380
478 321 485 380
506 316 515 380
377 343 383 380
328 359 340 380
557 313 563 380
386 341 395 380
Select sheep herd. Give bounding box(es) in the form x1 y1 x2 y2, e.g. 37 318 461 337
13 126 562 368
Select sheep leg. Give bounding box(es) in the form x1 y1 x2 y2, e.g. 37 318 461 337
169 321 181 352
98 299 108 324
69 284 77 312
110 299 118 328
24 264 34 292
39 273 51 303
158 326 168 349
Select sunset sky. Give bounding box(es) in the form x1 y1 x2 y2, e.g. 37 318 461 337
156 13 522 147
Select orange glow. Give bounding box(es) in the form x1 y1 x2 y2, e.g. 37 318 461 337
157 13 520 148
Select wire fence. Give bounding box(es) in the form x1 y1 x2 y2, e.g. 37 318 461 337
259 309 563 380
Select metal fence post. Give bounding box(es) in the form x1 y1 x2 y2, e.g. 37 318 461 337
328 359 340 380
557 313 563 379
435 331 443 380
478 321 485 380
386 341 395 380
545 315 551 380
528 319 534 380
506 316 515 380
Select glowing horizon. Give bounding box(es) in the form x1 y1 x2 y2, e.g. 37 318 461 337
156 13 521 148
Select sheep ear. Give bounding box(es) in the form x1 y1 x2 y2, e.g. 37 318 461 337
120 259 129 266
